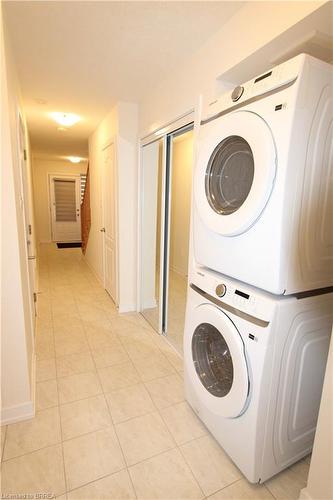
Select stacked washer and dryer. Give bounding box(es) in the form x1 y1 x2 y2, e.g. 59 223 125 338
184 54 333 483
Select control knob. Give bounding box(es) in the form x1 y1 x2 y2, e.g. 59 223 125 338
216 284 227 298
231 85 244 102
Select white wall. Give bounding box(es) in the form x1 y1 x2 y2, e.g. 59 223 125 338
1 6 35 424
170 131 193 277
139 1 328 136
32 158 88 243
300 333 333 500
85 102 138 312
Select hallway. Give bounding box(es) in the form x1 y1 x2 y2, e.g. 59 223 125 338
1 245 310 499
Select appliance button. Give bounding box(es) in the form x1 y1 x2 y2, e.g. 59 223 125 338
216 284 227 298
231 86 244 102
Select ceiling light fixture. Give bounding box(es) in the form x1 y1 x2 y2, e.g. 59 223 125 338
50 112 80 127
67 156 82 163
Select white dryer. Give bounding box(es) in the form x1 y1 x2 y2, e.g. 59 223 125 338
184 267 333 483
193 54 333 294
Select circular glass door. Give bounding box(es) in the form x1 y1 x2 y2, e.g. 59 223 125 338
194 111 276 236
184 303 249 418
192 323 234 397
205 136 254 215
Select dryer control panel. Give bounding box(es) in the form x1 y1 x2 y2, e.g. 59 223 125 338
203 53 305 122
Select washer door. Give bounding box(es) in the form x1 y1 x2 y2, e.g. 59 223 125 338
195 111 276 236
188 303 249 418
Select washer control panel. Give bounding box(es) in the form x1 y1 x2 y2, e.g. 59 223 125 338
193 268 275 323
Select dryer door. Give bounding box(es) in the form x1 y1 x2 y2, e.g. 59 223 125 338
187 303 249 418
194 111 276 236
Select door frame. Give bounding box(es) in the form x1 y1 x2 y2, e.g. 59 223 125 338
163 123 194 335
101 138 119 305
16 109 36 333
48 173 82 242
138 136 167 334
137 110 194 335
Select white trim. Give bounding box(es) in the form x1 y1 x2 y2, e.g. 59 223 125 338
136 139 142 312
141 110 195 146
137 115 195 329
1 401 35 426
158 135 167 334
163 134 172 334
118 301 137 314
82 253 104 288
1 351 35 428
298 488 312 500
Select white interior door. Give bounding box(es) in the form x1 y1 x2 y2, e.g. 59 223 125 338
50 175 81 242
18 113 37 323
102 143 117 302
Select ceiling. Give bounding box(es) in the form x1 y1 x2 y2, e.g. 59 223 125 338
3 1 244 159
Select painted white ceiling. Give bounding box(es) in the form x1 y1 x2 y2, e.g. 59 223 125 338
3 1 243 158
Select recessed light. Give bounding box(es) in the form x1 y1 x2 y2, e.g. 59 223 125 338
50 112 80 127
67 156 82 163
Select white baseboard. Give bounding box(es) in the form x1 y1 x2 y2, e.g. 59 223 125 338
82 254 104 287
118 302 137 313
299 487 312 500
141 299 157 310
1 353 36 426
1 400 35 426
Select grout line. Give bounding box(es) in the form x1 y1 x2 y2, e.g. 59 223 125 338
176 443 206 498
33 246 198 498
65 468 129 495
202 478 244 499
2 441 63 464
52 307 69 497
1 425 8 463
76 295 138 500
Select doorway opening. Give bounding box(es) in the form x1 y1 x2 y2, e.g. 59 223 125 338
49 174 82 243
139 121 194 353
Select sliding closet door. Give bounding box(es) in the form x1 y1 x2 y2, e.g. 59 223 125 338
165 129 194 352
140 138 165 333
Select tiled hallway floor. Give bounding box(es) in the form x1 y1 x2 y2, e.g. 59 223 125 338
1 244 310 499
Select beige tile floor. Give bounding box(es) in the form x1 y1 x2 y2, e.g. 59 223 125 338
0 244 310 499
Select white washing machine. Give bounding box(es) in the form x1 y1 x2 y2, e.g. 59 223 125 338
193 53 333 295
184 266 333 483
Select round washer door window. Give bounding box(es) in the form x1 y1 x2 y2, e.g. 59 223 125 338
192 323 234 397
194 111 276 236
184 303 249 418
205 136 254 216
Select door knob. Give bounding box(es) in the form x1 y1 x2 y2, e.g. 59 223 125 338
100 228 106 232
